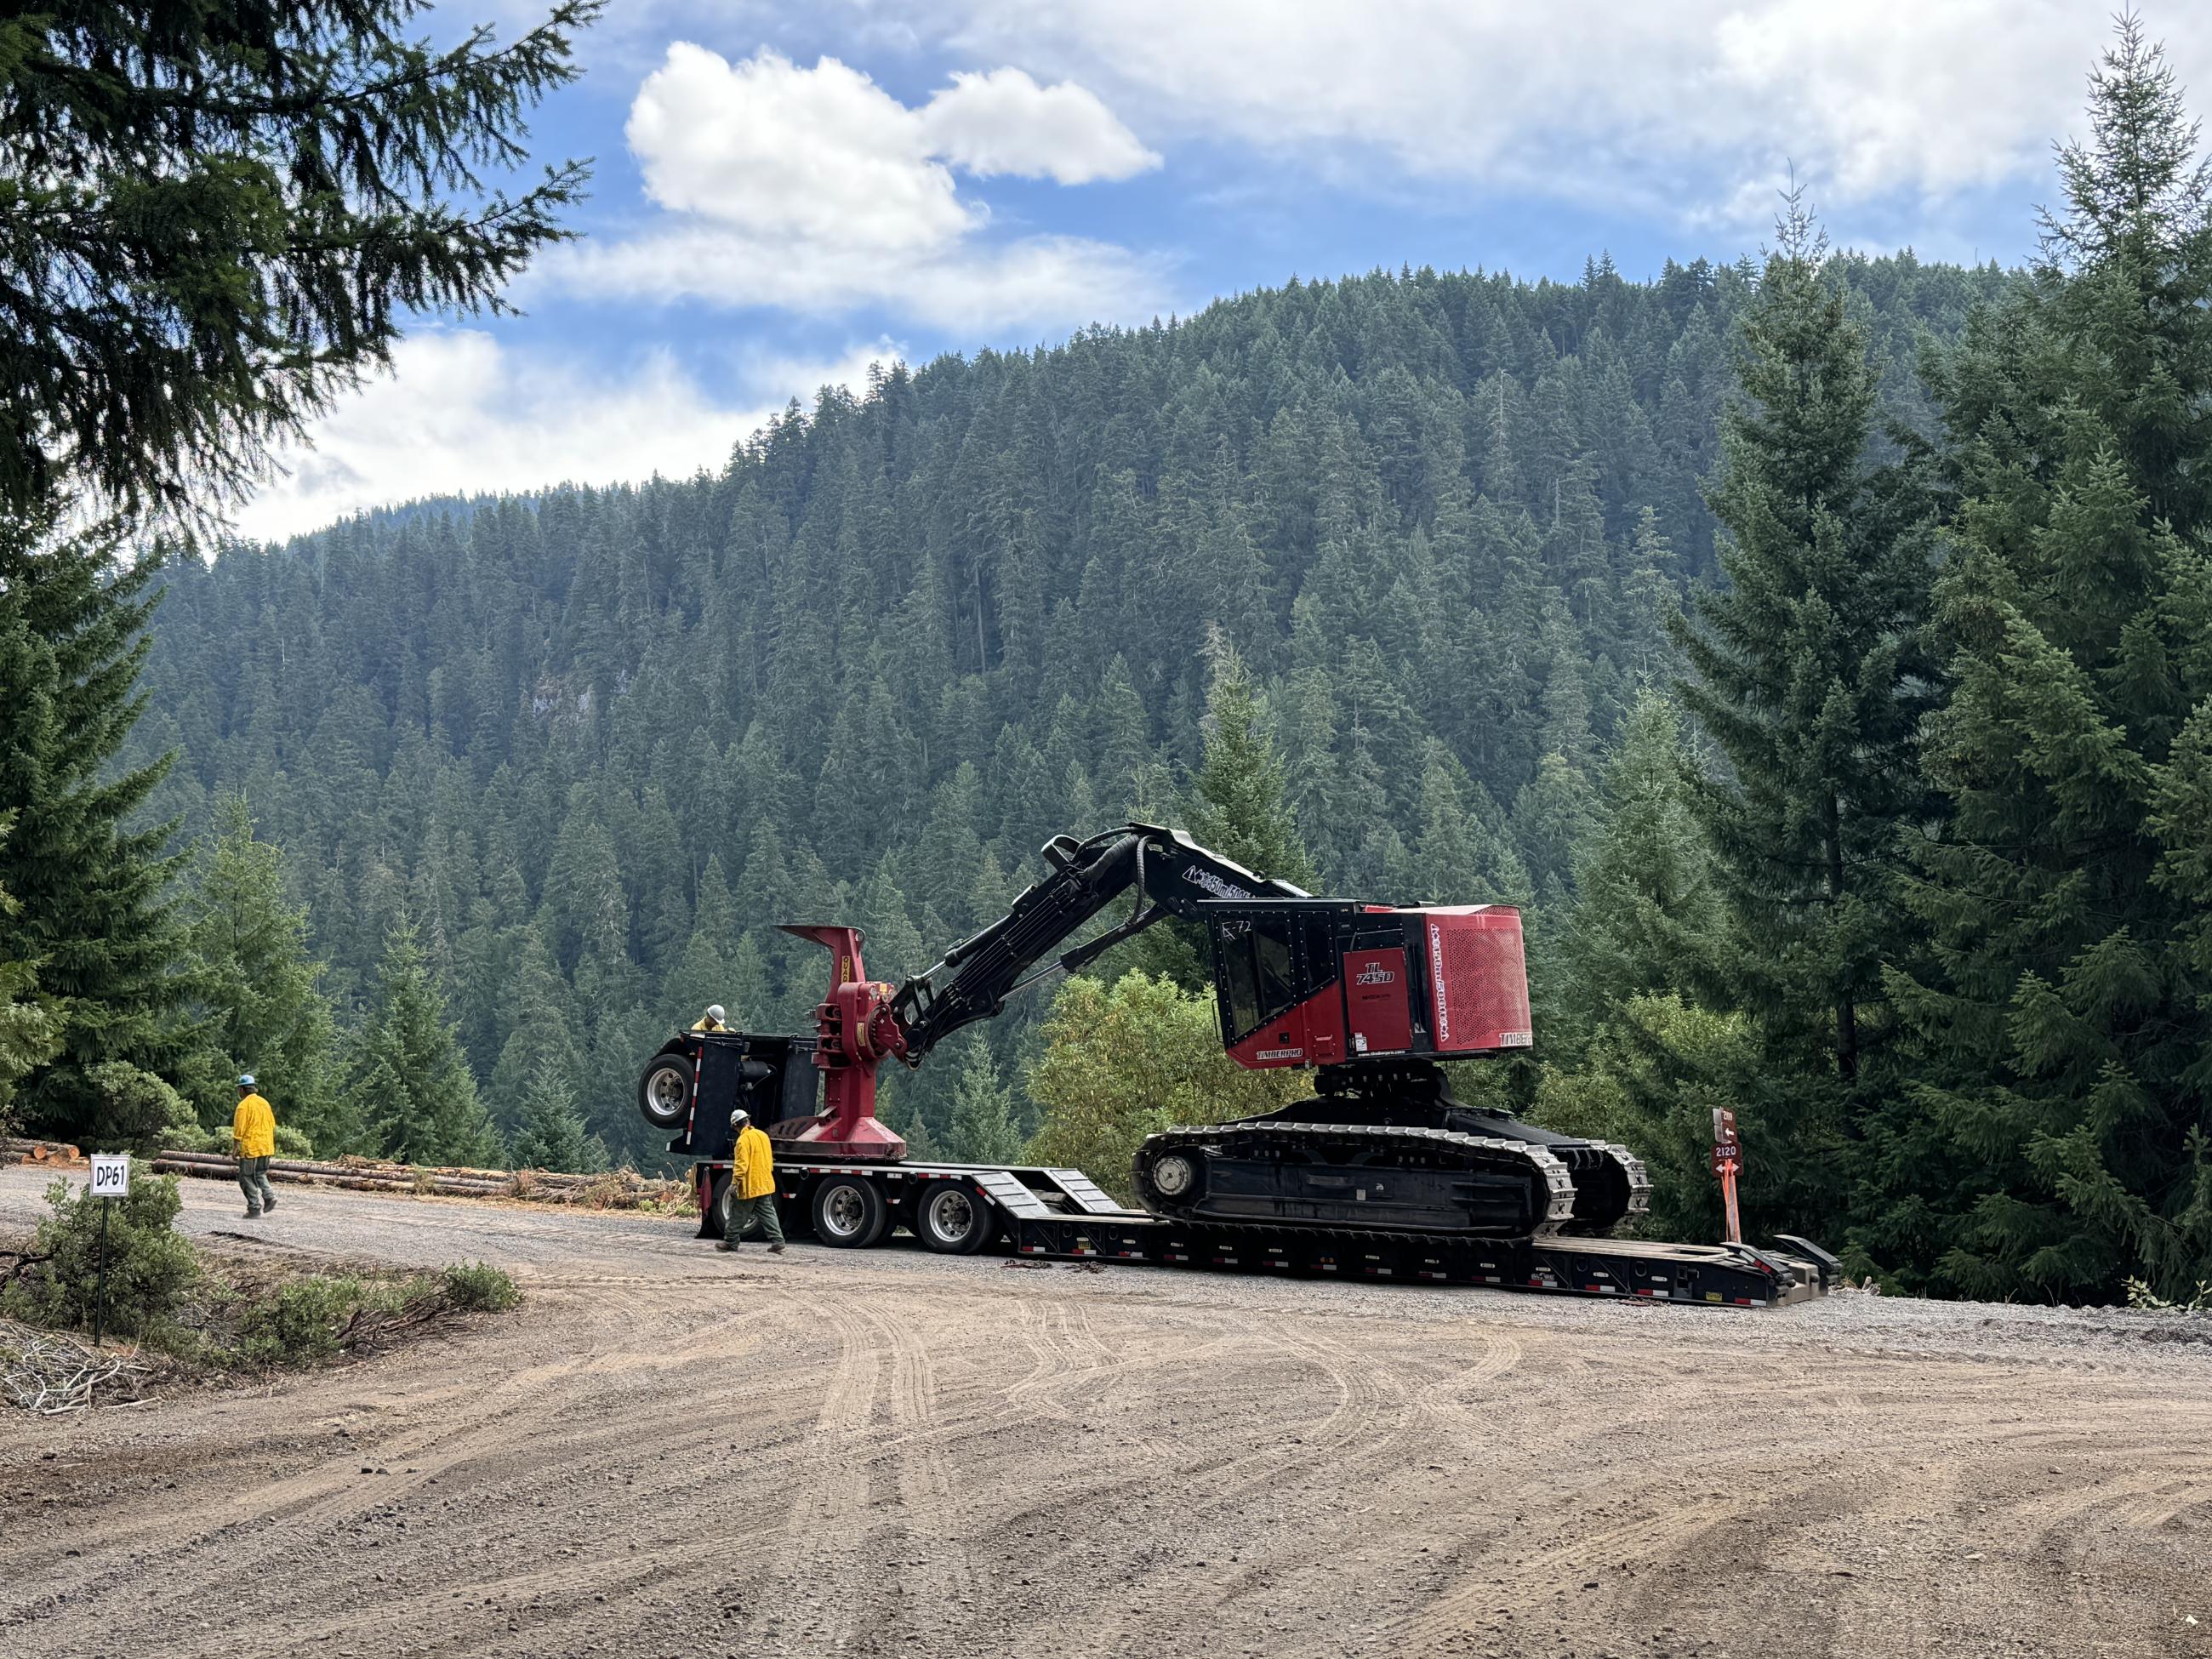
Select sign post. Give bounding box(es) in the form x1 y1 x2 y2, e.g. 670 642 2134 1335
1709 1109 1742 1245
88 1152 128 1347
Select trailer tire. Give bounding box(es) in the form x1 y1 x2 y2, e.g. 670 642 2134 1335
810 1176 889 1248
916 1181 997 1255
637 1056 693 1130
703 1170 731 1240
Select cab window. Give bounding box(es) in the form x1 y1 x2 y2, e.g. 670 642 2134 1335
1217 912 1301 1042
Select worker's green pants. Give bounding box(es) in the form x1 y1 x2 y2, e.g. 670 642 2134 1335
238 1155 276 1216
727 1192 784 1246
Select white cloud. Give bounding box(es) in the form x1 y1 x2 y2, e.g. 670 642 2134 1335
556 224 1164 333
630 43 975 253
231 331 902 543
920 66 1160 183
921 0 2212 228
558 43 1167 328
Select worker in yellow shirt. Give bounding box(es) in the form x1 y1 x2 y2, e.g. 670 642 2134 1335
715 1108 784 1255
691 1004 728 1032
233 1074 278 1219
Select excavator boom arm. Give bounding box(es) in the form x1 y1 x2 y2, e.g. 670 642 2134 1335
886 822 1305 1065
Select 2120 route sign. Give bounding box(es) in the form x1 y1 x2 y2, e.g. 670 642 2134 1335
88 1153 129 1199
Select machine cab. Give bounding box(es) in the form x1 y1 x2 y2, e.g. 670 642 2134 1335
1205 900 1353 1070
1204 899 1532 1071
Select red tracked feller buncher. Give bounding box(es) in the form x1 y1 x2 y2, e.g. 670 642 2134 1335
638 824 1835 1303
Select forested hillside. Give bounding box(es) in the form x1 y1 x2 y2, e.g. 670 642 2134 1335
128 254 2004 1168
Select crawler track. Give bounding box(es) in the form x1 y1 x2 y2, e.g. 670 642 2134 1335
1133 1117 1653 1237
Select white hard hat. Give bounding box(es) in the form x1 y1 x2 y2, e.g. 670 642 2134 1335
729 1108 750 1128
706 1005 726 1023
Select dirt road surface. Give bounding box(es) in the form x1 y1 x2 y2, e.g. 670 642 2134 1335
3 1165 2209 1659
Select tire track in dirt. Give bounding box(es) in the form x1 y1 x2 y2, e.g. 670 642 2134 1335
740 1289 884 1656
10 1171 2212 1659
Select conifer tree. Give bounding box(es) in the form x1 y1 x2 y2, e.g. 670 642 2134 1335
345 915 503 1167
180 796 343 1147
1874 20 2212 1301
510 1057 607 1173
488 923 587 1126
2 2 596 525
0 505 191 1143
1187 627 1316 888
0 818 60 1135
1555 693 1724 1052
1128 628 1317 989
1509 753 1601 895
946 1034 1023 1164
1672 191 1934 1093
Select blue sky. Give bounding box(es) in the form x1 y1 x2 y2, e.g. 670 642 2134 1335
234 1 2212 539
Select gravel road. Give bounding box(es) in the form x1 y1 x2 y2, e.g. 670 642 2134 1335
3 1163 2209 1659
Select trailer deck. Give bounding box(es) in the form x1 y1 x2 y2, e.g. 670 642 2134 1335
696 1154 1836 1308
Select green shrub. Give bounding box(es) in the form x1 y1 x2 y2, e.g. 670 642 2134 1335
273 1123 313 1157
234 1274 399 1365
82 1062 200 1155
2127 1278 2212 1313
231 1262 516 1366
1026 972 1313 1201
0 1173 198 1337
442 1261 520 1312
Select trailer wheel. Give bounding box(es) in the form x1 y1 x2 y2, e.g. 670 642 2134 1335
637 1056 693 1130
810 1176 889 1248
702 1170 731 1240
916 1182 997 1255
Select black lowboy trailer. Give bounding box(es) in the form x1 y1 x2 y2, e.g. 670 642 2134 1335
654 1032 1838 1308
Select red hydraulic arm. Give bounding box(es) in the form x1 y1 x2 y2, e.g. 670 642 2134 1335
778 925 909 1160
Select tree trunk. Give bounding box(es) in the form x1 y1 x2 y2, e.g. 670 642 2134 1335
1825 791 1859 1081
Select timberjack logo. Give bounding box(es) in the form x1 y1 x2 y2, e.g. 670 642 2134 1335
1181 867 1254 901
1428 921 1451 1045
1354 964 1396 987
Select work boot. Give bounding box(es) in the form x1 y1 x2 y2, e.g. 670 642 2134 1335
768 1243 785 1254
243 1210 262 1219
715 1238 739 1252
263 1195 277 1214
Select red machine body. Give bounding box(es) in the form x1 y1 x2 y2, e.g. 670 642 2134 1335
773 885 1534 1162
1211 900 1532 1073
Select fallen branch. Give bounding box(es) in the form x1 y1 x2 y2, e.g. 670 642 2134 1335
0 1319 151 1415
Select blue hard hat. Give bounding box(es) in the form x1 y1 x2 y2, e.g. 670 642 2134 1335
238 1074 255 1087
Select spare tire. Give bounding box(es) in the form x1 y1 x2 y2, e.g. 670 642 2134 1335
637 1055 693 1130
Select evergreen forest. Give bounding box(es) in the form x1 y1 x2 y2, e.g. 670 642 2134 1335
4 13 2209 1305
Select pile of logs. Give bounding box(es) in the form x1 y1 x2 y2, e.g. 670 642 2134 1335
1 1137 84 1167
148 1149 688 1211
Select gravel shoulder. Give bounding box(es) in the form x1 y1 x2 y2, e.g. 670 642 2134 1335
3 1163 2209 1659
